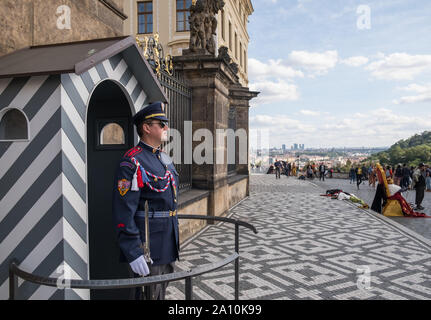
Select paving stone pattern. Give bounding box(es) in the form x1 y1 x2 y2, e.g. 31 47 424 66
166 175 431 300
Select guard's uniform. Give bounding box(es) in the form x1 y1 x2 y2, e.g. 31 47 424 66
112 102 179 300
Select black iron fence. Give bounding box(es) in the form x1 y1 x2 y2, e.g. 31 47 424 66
158 69 192 191
9 215 257 300
138 35 193 191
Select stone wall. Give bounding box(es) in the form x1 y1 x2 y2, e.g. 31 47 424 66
178 195 209 244
0 0 127 57
228 177 248 208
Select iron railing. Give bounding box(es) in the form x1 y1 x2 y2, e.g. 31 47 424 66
9 215 257 300
157 68 193 191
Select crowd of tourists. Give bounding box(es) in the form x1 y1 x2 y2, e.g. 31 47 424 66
348 162 430 212
270 159 299 179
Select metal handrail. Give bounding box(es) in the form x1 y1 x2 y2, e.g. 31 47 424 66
9 214 257 300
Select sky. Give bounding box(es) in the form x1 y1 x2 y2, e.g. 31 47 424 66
247 0 431 149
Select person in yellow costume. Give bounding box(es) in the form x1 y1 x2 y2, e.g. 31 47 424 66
371 163 427 217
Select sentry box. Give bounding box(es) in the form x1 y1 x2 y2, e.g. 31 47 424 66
0 36 168 300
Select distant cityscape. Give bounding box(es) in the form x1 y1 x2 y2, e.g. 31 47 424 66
286 144 305 151
250 143 388 172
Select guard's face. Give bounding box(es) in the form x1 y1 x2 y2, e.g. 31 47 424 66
144 120 169 142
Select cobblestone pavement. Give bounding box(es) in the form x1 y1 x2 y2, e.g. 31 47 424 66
166 174 431 300
312 177 431 241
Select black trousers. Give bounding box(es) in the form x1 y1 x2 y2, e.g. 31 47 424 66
401 177 410 188
319 172 325 181
416 187 425 207
129 262 175 300
275 168 281 179
357 174 362 187
371 183 387 214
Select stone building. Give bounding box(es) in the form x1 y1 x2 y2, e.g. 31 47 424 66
0 0 127 57
123 0 253 86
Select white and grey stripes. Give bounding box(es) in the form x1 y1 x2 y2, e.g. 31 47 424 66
0 53 148 300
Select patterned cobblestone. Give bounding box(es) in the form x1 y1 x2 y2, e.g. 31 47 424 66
166 174 431 300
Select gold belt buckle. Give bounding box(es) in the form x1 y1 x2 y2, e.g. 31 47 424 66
169 210 176 216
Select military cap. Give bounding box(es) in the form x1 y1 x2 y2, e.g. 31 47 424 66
132 101 168 126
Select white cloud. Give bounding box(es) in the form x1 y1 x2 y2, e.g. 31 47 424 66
286 50 338 76
393 83 431 104
249 51 339 81
299 110 320 116
366 53 431 80
248 51 339 105
249 79 299 105
341 56 369 67
249 109 431 148
250 114 316 132
248 58 304 81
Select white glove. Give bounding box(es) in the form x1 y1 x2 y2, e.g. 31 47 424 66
129 255 150 276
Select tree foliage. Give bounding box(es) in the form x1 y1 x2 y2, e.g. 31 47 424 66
367 131 431 166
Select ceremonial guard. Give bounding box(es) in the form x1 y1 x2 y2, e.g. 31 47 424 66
112 102 180 300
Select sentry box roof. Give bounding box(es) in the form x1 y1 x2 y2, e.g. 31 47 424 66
0 36 168 103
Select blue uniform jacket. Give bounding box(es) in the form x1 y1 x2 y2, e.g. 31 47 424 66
112 140 180 266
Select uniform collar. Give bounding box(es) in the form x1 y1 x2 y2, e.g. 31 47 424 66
138 140 161 154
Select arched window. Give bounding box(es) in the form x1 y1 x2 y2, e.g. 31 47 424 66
100 122 125 145
0 108 29 141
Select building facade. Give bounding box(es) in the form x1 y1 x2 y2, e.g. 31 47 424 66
123 0 253 86
0 0 127 57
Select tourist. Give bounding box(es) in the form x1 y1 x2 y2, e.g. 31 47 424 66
319 162 326 181
361 164 368 180
412 163 426 211
401 164 410 189
385 165 392 179
349 167 356 184
369 165 377 188
274 159 281 179
307 165 313 179
426 168 431 192
394 164 403 186
356 166 363 190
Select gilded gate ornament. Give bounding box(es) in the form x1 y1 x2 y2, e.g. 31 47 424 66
136 34 173 76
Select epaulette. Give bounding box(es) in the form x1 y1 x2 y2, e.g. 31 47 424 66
123 146 143 158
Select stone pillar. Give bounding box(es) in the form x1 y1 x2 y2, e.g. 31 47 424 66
174 49 259 217
229 85 259 174
174 50 239 218
229 84 259 196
